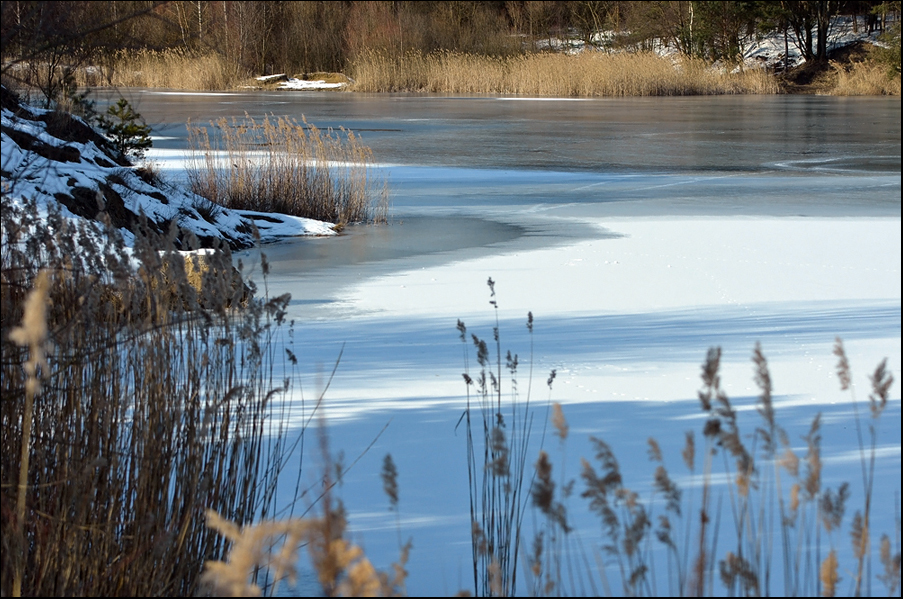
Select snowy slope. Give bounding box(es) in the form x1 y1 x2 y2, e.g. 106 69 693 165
1 85 334 251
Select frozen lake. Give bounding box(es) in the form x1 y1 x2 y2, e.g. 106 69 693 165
123 90 901 596
120 90 901 316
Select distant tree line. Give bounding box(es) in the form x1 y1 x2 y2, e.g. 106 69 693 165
2 1 900 83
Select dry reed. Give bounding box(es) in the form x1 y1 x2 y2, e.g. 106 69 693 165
197 329 900 597
101 49 251 91
457 279 546 596
449 285 899 597
829 59 902 96
6 188 897 596
186 114 388 226
200 427 411 597
349 50 780 96
526 339 899 598
0 199 305 596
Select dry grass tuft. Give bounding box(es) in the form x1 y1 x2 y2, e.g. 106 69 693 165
101 49 251 90
186 113 388 225
829 59 902 96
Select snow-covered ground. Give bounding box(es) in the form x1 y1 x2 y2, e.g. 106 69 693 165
1 90 335 250
543 14 890 72
246 14 894 92
254 73 351 91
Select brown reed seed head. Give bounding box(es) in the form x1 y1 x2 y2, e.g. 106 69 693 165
804 413 823 499
654 465 681 515
851 511 869 560
682 431 695 472
780 446 800 478
720 551 759 595
529 532 543 578
753 343 780 458
833 337 851 391
819 483 849 533
471 521 488 556
532 451 554 513
552 402 568 441
490 426 509 476
820 550 840 597
381 453 399 509
488 559 503 596
789 483 801 518
647 438 662 463
9 269 52 396
457 319 467 341
878 534 902 595
869 358 893 418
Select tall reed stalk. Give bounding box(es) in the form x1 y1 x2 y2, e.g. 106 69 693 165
527 340 900 597
456 278 548 596
0 200 305 596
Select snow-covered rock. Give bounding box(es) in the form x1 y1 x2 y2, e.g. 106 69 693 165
1 85 335 251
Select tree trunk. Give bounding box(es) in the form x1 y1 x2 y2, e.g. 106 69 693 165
815 1 832 62
783 24 789 72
